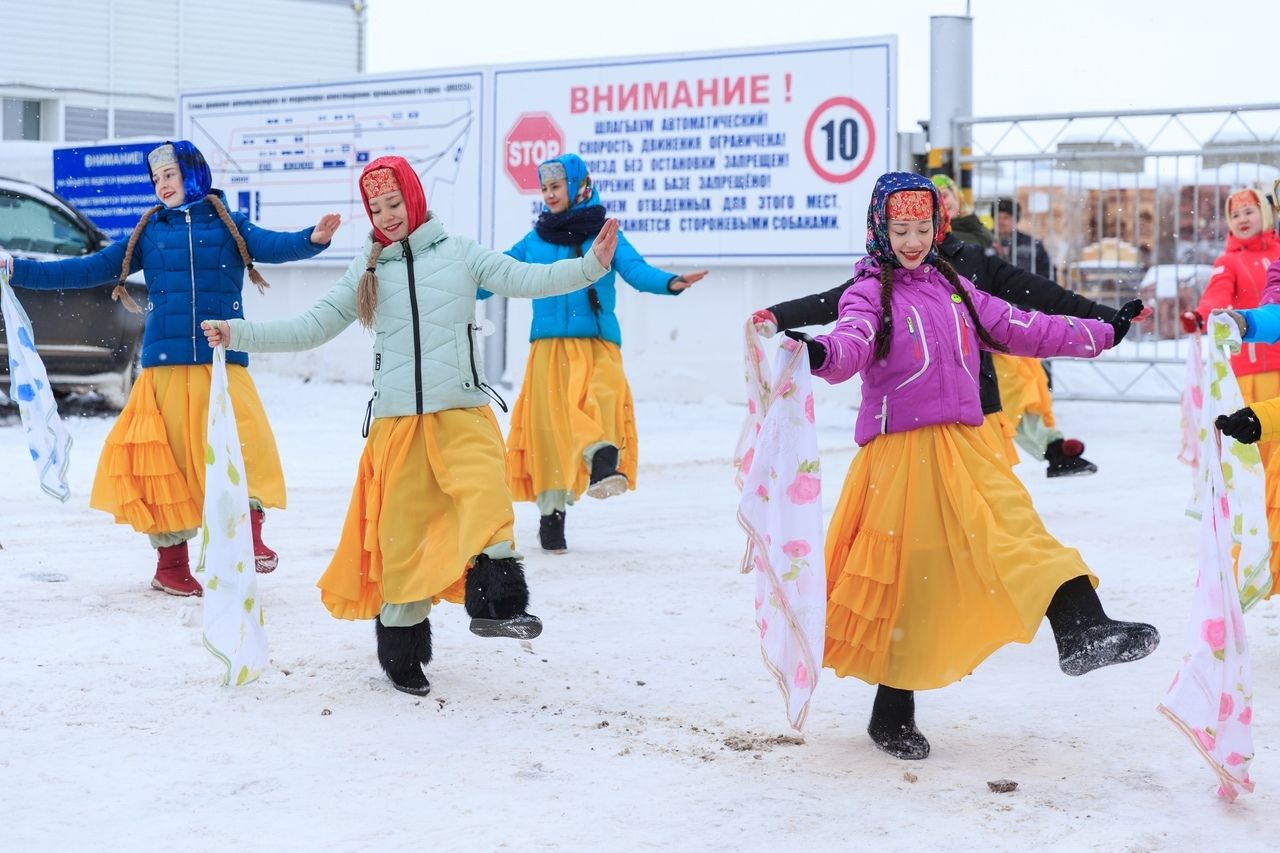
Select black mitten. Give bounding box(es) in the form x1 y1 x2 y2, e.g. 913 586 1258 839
1216 408 1262 444
783 329 827 369
1108 299 1144 345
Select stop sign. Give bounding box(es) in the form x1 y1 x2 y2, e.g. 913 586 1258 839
504 112 565 193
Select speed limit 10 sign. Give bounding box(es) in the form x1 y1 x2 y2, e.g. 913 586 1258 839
803 96 877 184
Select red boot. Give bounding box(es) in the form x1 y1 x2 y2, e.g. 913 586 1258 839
250 508 279 574
150 542 202 597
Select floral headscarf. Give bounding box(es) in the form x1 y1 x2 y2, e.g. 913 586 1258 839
864 171 942 269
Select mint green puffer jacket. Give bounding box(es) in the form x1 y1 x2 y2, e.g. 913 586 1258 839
226 215 605 419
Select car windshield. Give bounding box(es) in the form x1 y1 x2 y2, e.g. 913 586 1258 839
0 190 93 255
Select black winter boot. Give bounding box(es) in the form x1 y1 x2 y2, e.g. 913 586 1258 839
1046 438 1098 478
586 444 628 499
1046 575 1159 676
539 510 567 553
375 616 432 696
867 685 930 760
465 554 543 640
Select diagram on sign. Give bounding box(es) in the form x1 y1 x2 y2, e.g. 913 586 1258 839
181 73 484 259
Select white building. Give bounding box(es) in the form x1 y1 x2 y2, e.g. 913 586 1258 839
0 0 364 147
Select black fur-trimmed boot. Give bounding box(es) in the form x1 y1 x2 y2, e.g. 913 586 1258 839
465 554 543 640
1047 575 1159 676
374 616 432 696
539 510 567 554
586 444 628 499
867 685 930 760
1045 438 1098 478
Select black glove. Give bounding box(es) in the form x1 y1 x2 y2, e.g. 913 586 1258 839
1108 299 1143 345
783 329 827 369
1216 408 1262 444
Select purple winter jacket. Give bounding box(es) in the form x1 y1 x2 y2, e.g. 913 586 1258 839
813 262 1114 446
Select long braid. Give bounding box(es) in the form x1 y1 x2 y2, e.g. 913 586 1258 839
356 236 385 329
872 262 896 360
207 193 270 294
935 258 1008 353
112 205 162 314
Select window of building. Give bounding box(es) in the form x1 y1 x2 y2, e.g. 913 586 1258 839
65 106 110 142
113 109 175 138
2 98 43 140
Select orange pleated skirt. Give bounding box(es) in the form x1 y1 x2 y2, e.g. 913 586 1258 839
823 423 1096 691
993 354 1055 428
90 364 285 534
317 407 517 621
506 337 639 502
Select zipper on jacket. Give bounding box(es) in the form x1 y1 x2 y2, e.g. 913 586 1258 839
906 313 921 360
401 238 424 414
876 395 889 434
187 211 197 362
894 306 931 390
467 323 509 412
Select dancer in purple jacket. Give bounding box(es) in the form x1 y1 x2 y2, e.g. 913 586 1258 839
784 172 1159 760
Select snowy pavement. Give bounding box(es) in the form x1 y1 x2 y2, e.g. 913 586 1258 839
0 372 1273 851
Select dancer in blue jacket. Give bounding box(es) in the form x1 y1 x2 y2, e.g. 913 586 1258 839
3 140 338 595
485 153 705 552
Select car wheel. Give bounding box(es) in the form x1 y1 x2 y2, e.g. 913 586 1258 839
99 344 141 411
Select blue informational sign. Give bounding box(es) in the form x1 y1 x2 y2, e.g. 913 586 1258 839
52 142 163 241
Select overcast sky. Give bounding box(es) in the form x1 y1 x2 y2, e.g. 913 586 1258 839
366 0 1280 131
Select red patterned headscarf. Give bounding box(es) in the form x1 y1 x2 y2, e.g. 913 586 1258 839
359 156 428 246
886 190 934 221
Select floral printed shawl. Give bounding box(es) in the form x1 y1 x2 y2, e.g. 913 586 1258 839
735 323 826 730
1159 315 1259 800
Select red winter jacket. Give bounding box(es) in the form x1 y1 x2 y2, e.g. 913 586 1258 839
1195 232 1280 376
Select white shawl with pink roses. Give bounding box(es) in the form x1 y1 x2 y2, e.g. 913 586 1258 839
735 324 826 731
1159 316 1257 801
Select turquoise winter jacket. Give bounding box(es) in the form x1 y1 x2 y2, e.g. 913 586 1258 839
225 216 605 420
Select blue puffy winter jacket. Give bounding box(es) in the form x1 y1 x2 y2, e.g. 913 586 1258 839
480 153 678 345
496 230 677 345
11 190 325 368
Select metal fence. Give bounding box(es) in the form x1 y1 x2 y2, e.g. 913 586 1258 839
952 103 1280 402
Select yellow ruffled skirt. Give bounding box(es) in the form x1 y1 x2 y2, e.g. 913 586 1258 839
993 353 1055 428
317 407 517 621
506 338 639 502
90 364 285 534
823 423 1096 691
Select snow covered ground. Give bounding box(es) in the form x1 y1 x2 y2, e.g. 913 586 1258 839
0 372 1273 851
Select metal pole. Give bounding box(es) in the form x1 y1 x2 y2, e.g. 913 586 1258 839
929 15 973 197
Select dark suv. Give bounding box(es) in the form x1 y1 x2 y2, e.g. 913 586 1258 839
0 177 145 409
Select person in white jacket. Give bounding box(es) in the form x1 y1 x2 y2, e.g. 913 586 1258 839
204 156 618 696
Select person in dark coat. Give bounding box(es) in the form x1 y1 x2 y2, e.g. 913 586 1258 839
750 186 1141 476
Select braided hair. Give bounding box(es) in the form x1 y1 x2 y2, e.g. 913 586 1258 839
869 258 1008 360
356 234 386 329
113 194 271 314
113 205 163 313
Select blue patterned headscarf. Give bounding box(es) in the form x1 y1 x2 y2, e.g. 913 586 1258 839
533 153 606 246
864 171 942 269
537 153 600 210
147 140 212 206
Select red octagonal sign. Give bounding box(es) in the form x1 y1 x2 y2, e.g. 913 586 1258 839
504 112 565 193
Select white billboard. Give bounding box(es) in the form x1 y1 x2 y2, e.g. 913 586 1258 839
490 39 895 263
176 39 895 266
179 70 485 261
